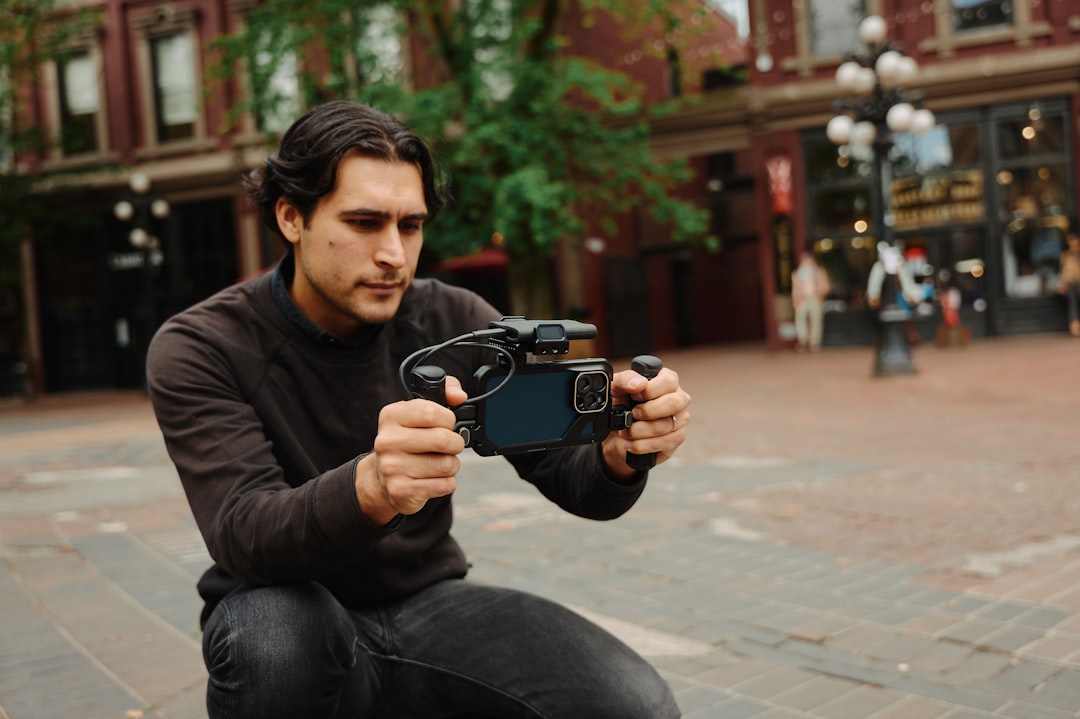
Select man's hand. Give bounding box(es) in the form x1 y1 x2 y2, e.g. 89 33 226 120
602 366 691 481
354 378 468 526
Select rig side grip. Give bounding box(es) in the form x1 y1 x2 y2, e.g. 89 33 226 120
626 355 662 471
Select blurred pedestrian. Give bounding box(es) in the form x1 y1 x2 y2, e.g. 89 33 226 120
1058 231 1080 337
791 251 830 352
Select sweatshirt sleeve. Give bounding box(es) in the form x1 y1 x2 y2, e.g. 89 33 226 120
146 321 395 586
508 443 648 520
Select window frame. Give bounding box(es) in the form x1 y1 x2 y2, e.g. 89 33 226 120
41 31 113 168
781 0 882 77
920 0 1050 57
130 4 210 154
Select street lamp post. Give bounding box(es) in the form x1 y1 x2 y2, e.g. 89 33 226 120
113 171 169 384
826 15 935 376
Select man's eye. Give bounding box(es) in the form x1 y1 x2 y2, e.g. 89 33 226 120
401 222 423 233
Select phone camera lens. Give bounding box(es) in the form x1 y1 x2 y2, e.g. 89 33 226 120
575 372 608 412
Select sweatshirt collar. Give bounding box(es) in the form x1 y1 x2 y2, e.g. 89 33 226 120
270 254 354 349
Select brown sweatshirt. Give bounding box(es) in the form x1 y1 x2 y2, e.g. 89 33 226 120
146 257 647 625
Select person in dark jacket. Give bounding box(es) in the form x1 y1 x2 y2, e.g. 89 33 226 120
146 100 692 719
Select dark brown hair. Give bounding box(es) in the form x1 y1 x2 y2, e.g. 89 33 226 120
245 100 446 241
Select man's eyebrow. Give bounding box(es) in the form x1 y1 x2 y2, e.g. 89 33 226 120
339 208 429 221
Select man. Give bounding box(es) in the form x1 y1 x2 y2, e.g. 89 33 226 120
147 100 692 718
790 251 829 352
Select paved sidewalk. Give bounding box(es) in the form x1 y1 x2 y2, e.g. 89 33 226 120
2 334 1080 718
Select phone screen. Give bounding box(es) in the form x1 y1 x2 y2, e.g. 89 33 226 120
480 371 586 448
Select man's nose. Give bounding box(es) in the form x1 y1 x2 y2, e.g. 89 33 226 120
373 229 407 267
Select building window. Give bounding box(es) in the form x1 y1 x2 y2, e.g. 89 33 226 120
56 51 100 155
952 0 1012 33
132 5 206 151
783 0 881 75
809 0 865 58
923 0 1045 56
150 33 197 142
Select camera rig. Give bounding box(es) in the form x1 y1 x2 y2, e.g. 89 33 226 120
399 317 662 464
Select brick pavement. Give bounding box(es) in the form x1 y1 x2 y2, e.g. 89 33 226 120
1 333 1079 718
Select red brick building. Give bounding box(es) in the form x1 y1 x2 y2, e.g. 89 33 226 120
647 0 1080 351
10 0 741 393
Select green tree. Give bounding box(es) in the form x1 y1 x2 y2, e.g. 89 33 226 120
214 0 720 317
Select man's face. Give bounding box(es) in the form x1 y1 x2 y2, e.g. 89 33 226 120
276 154 428 341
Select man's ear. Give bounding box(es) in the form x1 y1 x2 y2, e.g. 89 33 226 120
275 197 302 247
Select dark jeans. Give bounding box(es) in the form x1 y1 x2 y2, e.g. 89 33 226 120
202 579 680 719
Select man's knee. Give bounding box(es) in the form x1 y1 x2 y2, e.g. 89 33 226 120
203 584 361 718
206 584 352 666
589 650 680 718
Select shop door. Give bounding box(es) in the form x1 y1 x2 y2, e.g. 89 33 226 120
909 228 990 339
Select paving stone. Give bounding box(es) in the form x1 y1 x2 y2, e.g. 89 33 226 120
904 641 973 675
936 619 1003 646
674 684 736 713
903 611 969 637
976 625 1046 653
975 600 1035 622
941 596 993 614
903 589 963 610
771 675 863 711
730 665 819 700
752 709 808 719
692 658 777 689
1014 606 1073 631
1025 668 1080 711
704 695 772 718
938 648 1014 684
866 695 954 719
812 685 908 719
968 659 1061 694
994 700 1076 719
864 635 937 663
866 605 930 627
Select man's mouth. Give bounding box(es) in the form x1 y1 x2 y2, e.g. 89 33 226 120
361 279 403 294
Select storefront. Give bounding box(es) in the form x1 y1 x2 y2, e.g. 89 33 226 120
31 195 240 392
804 97 1075 345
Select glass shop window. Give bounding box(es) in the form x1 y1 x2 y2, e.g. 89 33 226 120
997 113 1066 160
811 188 872 236
150 33 197 142
57 50 99 155
996 104 1074 299
890 121 985 232
813 235 877 310
804 132 877 309
1000 165 1071 298
952 0 1013 33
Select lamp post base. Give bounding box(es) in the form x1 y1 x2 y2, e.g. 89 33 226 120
873 306 916 376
